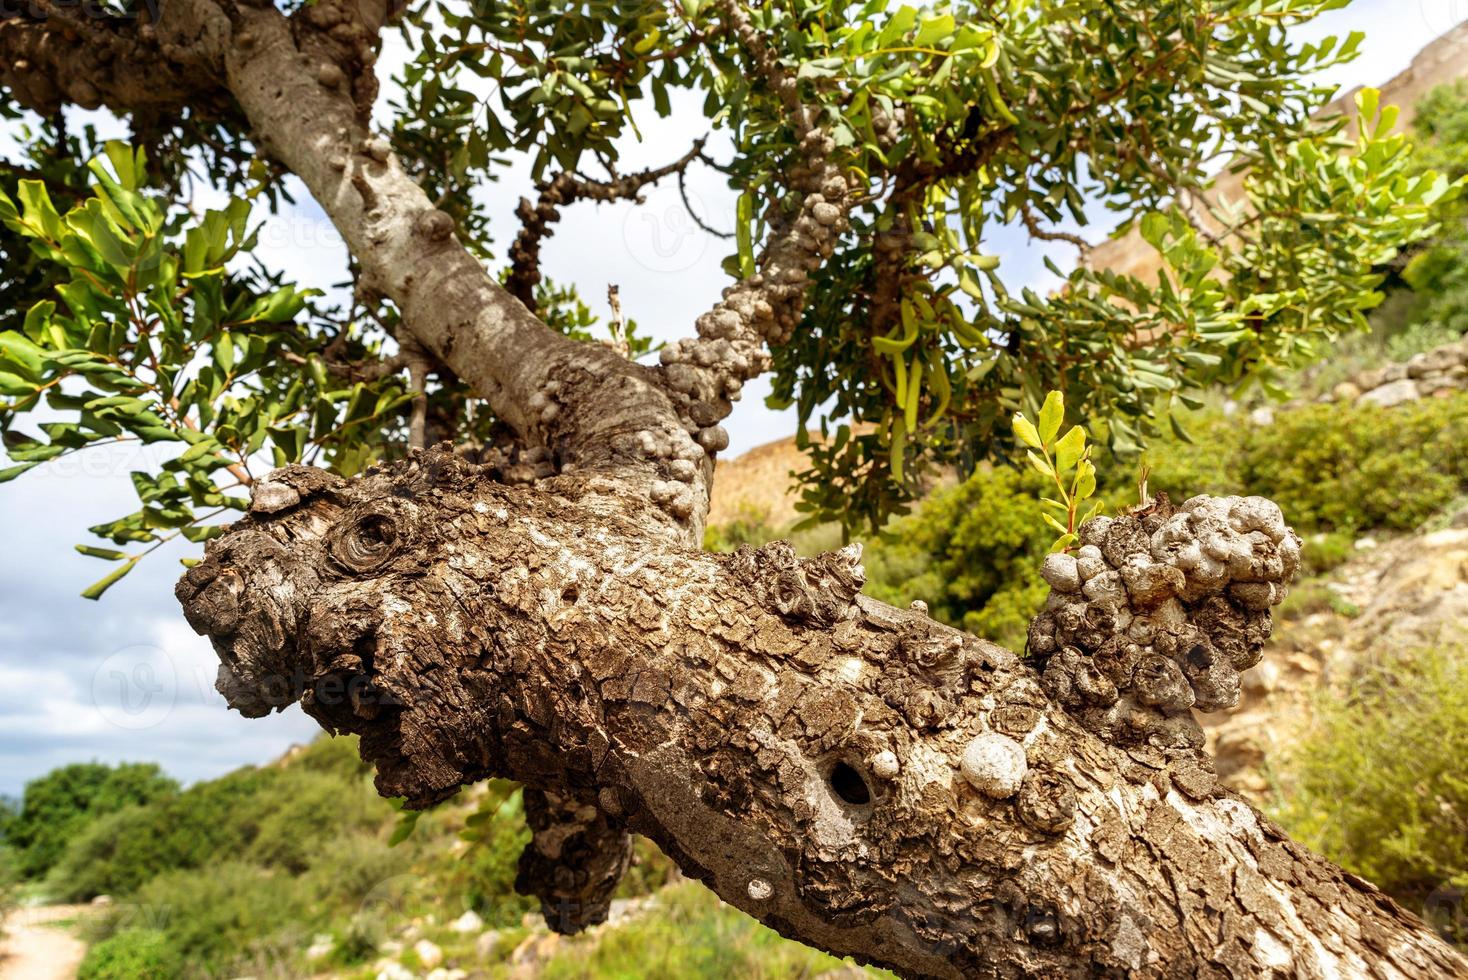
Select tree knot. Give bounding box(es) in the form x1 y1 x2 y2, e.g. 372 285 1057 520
730 540 865 627
1028 494 1301 767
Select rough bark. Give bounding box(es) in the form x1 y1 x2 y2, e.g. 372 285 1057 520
175 449 1468 978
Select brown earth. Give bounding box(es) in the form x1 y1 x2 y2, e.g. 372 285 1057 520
0 906 92 980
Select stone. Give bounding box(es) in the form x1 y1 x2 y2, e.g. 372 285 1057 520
415 939 444 970
375 962 414 980
1408 346 1461 377
1359 379 1420 408
1331 381 1362 402
452 909 483 933
959 732 1027 799
1242 659 1280 696
1422 375 1465 396
307 934 335 961
869 749 900 780
1248 406 1274 426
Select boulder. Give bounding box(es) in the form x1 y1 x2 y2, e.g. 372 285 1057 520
1359 378 1420 408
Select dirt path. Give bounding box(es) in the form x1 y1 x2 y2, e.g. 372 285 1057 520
0 906 91 980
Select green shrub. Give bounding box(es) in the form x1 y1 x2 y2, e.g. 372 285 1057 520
860 466 1064 650
1232 396 1468 533
78 929 182 980
242 766 386 874
158 861 314 976
1126 396 1468 536
1269 646 1468 941
46 742 393 902
46 766 274 901
7 762 177 879
453 789 539 926
1299 532 1357 576
538 879 887 980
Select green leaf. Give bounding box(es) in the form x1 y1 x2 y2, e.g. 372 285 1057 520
75 545 130 561
1054 425 1086 472
735 192 755 278
81 556 140 600
0 462 41 484
1025 450 1052 478
1049 533 1078 554
389 809 422 847
1037 390 1064 444
1140 211 1169 249
1012 412 1042 449
1075 459 1097 499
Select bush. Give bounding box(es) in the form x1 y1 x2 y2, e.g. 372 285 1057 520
46 741 393 902
1269 646 1468 942
702 393 1468 650
78 929 182 980
860 466 1064 650
537 879 884 980
1128 395 1468 536
46 766 275 901
117 862 313 978
7 762 176 879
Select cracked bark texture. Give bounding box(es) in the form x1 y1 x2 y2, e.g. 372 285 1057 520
175 449 1468 979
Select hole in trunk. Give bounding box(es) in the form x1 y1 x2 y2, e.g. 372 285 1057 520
829 761 872 806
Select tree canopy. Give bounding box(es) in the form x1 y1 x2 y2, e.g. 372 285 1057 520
0 0 1455 596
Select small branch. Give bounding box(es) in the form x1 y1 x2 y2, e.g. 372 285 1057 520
605 284 630 358
1019 199 1092 256
403 335 430 452
679 165 734 239
505 138 710 311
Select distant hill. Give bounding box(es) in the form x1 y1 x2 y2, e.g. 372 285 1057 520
706 432 819 530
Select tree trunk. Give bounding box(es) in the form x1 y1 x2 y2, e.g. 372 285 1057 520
176 452 1468 978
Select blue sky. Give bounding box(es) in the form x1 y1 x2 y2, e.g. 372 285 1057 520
0 0 1456 798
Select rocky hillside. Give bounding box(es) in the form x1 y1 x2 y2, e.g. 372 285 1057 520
1203 506 1468 799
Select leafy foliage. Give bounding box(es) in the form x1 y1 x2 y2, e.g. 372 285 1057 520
1396 81 1468 343
763 3 1458 530
5 761 175 879
45 742 386 901
77 928 184 980
1270 645 1468 944
0 145 419 595
1010 390 1102 552
1 0 1461 565
719 390 1468 648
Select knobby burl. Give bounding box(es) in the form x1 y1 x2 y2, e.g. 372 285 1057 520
178 445 1428 978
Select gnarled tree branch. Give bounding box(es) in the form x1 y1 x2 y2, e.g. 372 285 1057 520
505 138 710 312
176 449 1468 978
